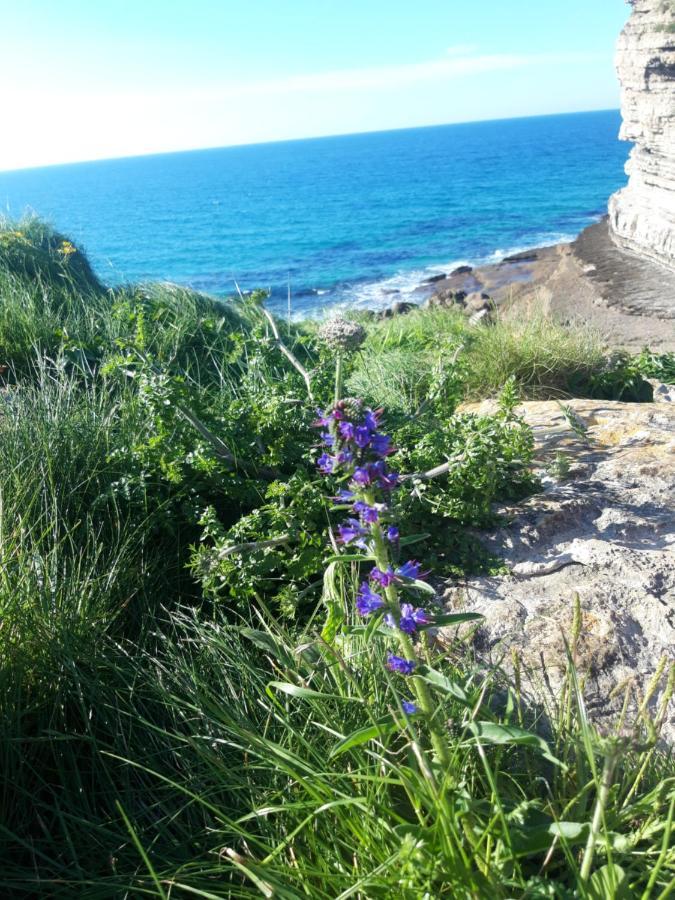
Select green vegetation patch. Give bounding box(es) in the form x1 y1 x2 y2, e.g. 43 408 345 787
0 219 672 896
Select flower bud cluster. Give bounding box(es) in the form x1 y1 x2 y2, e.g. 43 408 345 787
317 317 367 354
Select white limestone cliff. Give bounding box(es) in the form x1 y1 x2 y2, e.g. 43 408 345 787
608 0 675 269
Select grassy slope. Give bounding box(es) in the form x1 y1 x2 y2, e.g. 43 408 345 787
0 220 672 897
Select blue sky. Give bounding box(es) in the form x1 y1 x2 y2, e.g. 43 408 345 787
0 0 629 170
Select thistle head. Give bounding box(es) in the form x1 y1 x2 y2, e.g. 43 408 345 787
317 316 366 354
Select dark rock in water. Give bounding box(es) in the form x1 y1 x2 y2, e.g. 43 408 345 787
502 251 539 264
450 265 474 276
382 288 401 295
423 272 447 284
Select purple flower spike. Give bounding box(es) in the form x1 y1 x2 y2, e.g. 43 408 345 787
396 560 425 581
317 453 334 474
351 467 371 486
402 701 418 714
356 582 385 616
337 518 367 546
370 566 396 588
353 500 379 524
386 654 416 675
386 526 400 543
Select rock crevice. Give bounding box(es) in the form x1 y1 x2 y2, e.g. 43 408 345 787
609 0 675 269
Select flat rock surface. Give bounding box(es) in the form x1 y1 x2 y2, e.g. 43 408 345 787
422 220 675 351
443 398 675 742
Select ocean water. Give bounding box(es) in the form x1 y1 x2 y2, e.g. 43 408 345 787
0 110 629 316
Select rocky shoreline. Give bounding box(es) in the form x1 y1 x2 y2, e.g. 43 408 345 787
394 217 675 352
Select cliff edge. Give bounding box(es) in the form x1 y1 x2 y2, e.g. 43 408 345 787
609 0 675 269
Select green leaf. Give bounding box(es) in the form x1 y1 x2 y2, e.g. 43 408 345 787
468 721 563 767
239 628 294 667
343 624 391 638
399 579 437 597
398 533 430 547
587 864 629 900
510 820 588 856
417 612 483 630
324 553 374 564
330 716 399 757
416 667 474 707
267 682 359 703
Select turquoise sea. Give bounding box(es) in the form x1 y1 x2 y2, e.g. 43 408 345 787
0 109 629 316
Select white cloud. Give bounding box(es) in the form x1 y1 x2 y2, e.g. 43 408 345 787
210 53 536 97
0 50 607 172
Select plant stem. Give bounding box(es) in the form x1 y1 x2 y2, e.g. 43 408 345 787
334 355 344 408
260 305 314 401
367 507 451 769
579 745 618 885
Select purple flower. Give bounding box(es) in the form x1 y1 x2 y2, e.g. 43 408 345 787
371 433 392 457
335 449 354 465
351 467 371 486
363 410 381 431
369 460 386 479
320 431 335 447
354 425 372 449
356 582 385 616
385 603 431 634
378 470 399 491
337 518 368 546
386 654 416 675
333 489 355 503
386 526 400 543
402 701 418 714
338 420 355 441
370 566 396 588
317 453 334 474
395 560 425 581
353 500 379 524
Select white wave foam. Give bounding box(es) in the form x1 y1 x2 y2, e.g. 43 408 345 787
296 228 584 320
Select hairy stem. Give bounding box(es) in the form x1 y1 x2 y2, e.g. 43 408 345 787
260 305 314 401
367 505 451 769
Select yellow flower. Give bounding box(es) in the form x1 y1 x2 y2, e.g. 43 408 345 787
58 240 77 257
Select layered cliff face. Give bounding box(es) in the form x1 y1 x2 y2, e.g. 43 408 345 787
608 0 675 269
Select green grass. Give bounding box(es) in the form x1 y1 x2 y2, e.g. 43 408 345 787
353 306 651 406
0 219 673 896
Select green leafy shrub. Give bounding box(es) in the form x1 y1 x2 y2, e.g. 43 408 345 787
0 216 103 295
634 348 675 384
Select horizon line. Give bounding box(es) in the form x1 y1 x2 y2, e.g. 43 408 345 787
0 106 621 177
